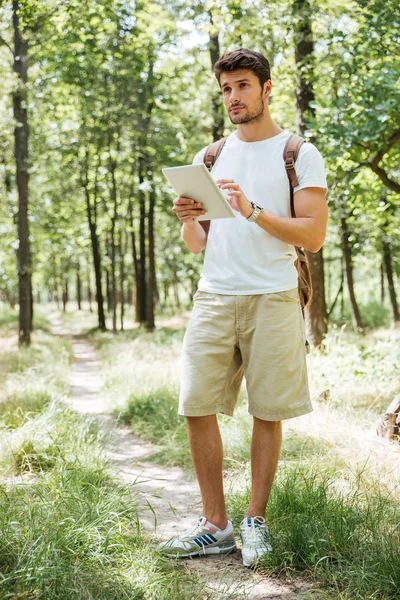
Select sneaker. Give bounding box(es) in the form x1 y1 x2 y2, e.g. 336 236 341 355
240 516 272 567
157 516 237 558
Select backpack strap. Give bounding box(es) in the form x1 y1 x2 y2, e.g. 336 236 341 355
283 134 306 217
200 138 226 235
203 138 227 171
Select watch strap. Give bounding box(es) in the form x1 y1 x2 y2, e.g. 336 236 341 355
246 202 263 222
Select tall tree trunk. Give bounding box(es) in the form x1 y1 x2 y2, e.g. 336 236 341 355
304 250 327 344
87 262 93 313
76 262 82 310
134 57 155 323
109 148 118 332
128 196 140 321
174 277 180 309
208 11 224 141
146 179 156 331
340 217 363 332
84 151 106 330
383 239 400 325
62 277 68 313
137 155 147 323
293 0 328 345
13 0 32 346
119 229 125 332
380 261 385 304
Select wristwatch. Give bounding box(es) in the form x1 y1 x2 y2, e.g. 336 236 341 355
246 201 263 223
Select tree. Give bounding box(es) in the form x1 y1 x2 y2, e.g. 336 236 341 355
12 0 32 344
292 0 328 346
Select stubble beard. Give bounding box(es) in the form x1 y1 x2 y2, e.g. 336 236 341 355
228 94 265 125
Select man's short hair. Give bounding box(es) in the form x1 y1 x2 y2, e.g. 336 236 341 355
213 48 271 89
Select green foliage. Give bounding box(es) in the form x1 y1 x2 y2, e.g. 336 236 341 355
1 0 399 324
226 465 400 600
0 326 208 600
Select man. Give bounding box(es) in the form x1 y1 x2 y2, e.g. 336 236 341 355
158 48 328 567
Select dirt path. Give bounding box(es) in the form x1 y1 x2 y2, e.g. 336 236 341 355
54 318 317 599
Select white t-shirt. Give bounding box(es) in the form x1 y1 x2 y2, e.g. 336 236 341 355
193 130 327 295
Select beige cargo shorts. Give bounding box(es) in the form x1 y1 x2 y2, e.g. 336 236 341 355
178 288 312 421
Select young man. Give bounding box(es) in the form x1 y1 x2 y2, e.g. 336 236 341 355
158 48 328 567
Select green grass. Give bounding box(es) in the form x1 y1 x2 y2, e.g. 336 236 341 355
0 302 52 333
0 316 209 599
0 333 72 431
0 403 207 599
93 318 400 599
226 465 400 600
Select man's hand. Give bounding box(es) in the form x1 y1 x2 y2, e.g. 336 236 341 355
216 179 253 218
172 196 206 223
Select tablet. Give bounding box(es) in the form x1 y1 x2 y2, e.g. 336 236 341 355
162 163 236 221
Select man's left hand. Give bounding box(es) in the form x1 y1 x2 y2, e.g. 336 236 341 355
216 179 253 218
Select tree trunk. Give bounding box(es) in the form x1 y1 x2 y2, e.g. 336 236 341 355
380 261 385 304
137 155 147 323
109 149 118 332
13 0 32 346
119 229 125 332
383 239 400 325
87 262 93 313
304 250 327 344
62 277 68 313
208 11 224 141
340 217 364 332
128 196 140 322
76 262 82 310
293 0 328 345
163 281 169 308
174 278 180 309
146 180 156 331
84 151 106 330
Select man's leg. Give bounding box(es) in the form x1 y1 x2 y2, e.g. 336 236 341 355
186 415 228 530
245 417 282 517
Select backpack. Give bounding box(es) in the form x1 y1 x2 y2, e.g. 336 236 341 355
203 134 313 309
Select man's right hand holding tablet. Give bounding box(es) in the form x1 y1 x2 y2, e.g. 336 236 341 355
172 196 207 223
172 196 208 253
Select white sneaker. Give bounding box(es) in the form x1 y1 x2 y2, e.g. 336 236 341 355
157 516 237 558
240 516 272 567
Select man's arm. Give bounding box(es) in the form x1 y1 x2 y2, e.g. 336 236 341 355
217 179 328 253
172 195 208 254
181 221 209 254
254 187 328 253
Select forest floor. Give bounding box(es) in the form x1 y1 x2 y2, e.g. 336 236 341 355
1 306 399 599
53 313 317 599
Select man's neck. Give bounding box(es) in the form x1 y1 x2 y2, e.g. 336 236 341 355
235 117 283 142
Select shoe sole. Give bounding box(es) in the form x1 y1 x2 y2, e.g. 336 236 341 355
242 546 272 568
166 542 237 559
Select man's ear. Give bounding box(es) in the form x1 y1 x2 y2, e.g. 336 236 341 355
263 80 272 100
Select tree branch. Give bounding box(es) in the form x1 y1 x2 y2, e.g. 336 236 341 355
368 130 400 193
0 35 13 55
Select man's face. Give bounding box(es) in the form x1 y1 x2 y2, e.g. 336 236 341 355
220 69 271 125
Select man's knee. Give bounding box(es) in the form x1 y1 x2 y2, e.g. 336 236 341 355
185 414 218 431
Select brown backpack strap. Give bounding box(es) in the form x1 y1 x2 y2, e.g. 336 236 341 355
283 134 305 217
203 138 227 171
201 138 226 236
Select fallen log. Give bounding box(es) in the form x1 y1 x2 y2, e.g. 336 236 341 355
376 395 400 442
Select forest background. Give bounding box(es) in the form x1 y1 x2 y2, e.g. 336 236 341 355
1 2 400 599
0 0 399 343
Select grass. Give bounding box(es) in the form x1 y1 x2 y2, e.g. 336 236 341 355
0 302 52 333
92 314 400 599
226 465 400 600
0 313 210 599
0 402 207 599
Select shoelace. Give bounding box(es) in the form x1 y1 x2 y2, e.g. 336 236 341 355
182 518 210 541
241 518 269 547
